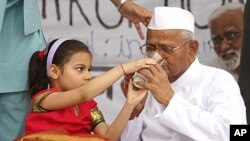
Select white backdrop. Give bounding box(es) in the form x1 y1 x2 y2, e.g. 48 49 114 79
39 0 245 123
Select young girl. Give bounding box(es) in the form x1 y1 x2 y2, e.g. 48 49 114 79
25 38 155 140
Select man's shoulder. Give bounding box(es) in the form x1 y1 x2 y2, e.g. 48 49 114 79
199 57 238 81
201 63 237 82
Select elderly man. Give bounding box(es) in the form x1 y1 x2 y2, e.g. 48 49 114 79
121 7 246 141
208 2 244 80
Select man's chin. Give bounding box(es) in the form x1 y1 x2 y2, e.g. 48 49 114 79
219 49 241 72
220 58 240 71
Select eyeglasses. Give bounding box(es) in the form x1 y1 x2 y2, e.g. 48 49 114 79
208 31 240 50
140 40 192 58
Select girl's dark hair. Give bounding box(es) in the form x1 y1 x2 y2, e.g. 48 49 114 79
28 39 92 98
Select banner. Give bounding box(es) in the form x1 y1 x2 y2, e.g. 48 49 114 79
39 0 245 123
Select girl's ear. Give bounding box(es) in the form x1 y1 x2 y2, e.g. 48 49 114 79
48 64 60 79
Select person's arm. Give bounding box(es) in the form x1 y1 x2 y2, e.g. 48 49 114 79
159 81 245 141
141 64 246 140
110 0 152 40
39 58 155 110
93 80 147 141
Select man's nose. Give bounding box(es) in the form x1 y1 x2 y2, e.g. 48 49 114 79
152 52 163 62
218 39 231 52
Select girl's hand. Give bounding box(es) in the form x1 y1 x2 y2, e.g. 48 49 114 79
125 80 147 109
121 58 156 74
120 74 133 96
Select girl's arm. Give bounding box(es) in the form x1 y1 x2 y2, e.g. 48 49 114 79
40 58 154 110
93 80 147 141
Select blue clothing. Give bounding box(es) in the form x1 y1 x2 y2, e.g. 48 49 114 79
0 0 45 92
0 0 46 140
0 91 30 141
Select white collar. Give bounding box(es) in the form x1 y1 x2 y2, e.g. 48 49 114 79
171 57 200 87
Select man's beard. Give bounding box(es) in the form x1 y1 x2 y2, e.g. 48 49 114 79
219 48 241 71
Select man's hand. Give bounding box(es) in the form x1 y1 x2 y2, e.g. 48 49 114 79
137 64 174 106
119 1 152 40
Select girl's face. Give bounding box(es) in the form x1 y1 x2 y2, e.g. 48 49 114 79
55 52 92 91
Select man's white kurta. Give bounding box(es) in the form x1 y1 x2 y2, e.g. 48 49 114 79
121 58 246 141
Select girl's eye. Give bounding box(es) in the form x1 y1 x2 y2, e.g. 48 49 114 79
77 67 83 72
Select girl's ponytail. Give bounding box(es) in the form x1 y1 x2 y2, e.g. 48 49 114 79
28 50 48 97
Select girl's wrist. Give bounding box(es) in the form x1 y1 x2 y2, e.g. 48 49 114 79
120 64 127 75
129 103 144 120
124 101 135 110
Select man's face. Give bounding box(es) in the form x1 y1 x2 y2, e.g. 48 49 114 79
210 10 243 71
146 29 197 82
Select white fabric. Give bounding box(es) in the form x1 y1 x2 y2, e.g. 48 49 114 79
148 7 195 33
206 57 238 81
121 58 246 141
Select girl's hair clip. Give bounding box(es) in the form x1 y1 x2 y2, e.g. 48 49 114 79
38 47 48 62
38 50 45 62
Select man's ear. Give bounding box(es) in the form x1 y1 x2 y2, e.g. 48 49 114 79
48 64 60 79
188 40 199 62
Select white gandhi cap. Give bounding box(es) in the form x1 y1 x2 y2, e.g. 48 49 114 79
148 7 195 33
